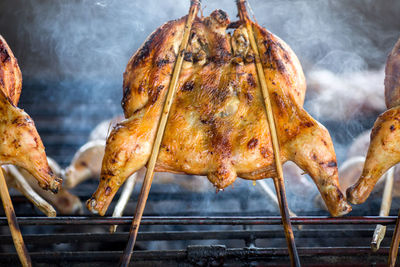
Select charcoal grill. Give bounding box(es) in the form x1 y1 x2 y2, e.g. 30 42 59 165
0 182 399 266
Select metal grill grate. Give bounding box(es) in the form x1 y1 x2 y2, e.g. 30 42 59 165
0 215 396 266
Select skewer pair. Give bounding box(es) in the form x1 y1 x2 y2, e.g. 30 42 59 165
119 0 300 266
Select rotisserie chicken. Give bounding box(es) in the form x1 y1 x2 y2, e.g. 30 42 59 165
0 35 61 193
87 9 351 217
347 37 400 204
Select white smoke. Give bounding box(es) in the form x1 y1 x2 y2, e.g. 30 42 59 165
2 0 398 86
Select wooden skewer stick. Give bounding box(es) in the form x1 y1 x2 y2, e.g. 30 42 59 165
371 167 394 252
257 180 298 218
110 173 137 233
258 180 302 231
0 167 32 267
389 208 400 267
119 1 200 266
237 1 300 266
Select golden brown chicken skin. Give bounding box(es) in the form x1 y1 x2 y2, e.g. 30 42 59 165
347 37 400 204
0 35 21 106
0 35 61 192
87 10 351 217
0 89 61 192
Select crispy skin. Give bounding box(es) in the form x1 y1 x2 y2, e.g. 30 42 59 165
347 107 400 204
347 37 400 204
0 35 21 106
0 90 61 192
0 36 61 192
88 10 351 217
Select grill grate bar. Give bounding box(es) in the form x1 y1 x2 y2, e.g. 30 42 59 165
0 216 397 225
0 229 386 245
0 247 390 266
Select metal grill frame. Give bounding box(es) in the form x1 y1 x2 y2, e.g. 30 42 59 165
0 215 397 266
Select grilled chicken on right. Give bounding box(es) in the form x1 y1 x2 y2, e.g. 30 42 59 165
347 37 400 204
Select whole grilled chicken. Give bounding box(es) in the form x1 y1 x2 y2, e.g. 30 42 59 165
0 35 61 192
87 10 351 217
347 37 400 204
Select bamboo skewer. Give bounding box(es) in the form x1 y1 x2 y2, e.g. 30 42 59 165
237 0 300 266
257 180 298 218
119 1 200 266
273 177 300 265
389 208 400 267
110 173 137 233
371 167 394 252
257 180 302 231
0 167 32 267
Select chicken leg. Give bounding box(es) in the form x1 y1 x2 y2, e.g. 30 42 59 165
347 37 400 204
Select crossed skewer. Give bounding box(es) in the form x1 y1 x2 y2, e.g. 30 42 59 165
119 0 300 266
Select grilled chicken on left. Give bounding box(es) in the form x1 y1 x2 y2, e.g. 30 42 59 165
0 35 61 192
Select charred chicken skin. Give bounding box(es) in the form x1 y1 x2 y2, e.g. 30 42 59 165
0 35 21 106
87 10 351 217
347 37 400 204
0 35 61 192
